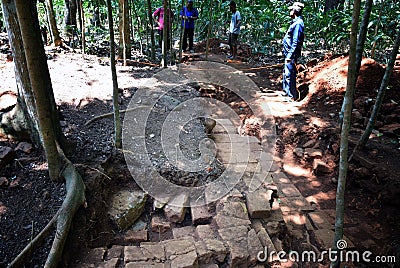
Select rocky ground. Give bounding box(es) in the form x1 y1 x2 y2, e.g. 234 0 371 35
1 33 400 267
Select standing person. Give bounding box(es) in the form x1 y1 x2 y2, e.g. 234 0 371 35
282 2 305 102
180 0 199 53
228 1 241 60
153 2 174 49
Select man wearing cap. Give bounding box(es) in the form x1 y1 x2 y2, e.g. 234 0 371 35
282 2 305 101
180 0 199 53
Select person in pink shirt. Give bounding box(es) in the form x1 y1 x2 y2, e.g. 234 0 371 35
153 2 174 49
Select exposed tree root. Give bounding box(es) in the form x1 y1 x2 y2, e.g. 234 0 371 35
8 211 59 267
45 148 86 268
84 106 145 126
8 149 86 268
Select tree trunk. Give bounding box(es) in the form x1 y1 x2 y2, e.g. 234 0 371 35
370 0 384 59
78 0 85 53
331 1 361 267
64 0 77 27
1 0 40 143
130 0 143 55
64 0 77 44
162 0 168 67
44 0 62 46
14 0 65 181
339 0 373 126
118 0 131 61
205 0 214 60
178 0 185 62
107 0 122 148
354 29 400 151
146 0 155 61
324 0 345 13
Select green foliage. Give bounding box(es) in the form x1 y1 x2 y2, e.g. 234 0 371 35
2 0 397 60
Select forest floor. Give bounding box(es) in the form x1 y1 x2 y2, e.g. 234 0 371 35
1 34 400 267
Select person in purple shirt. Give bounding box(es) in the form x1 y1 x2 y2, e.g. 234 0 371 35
153 2 174 48
282 2 305 101
180 0 199 53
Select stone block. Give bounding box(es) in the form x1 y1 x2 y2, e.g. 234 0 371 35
170 250 198 268
245 189 273 218
100 258 119 268
278 183 302 197
308 212 333 230
124 246 147 263
284 196 315 212
140 242 166 261
172 226 196 239
191 205 213 225
151 215 171 233
125 229 148 243
108 190 147 230
257 228 276 262
105 245 123 260
125 262 170 268
217 201 249 220
218 225 249 242
214 214 251 229
196 225 217 240
164 193 189 223
272 172 291 184
247 229 264 265
163 237 196 259
195 239 226 264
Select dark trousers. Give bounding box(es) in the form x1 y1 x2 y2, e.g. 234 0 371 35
182 28 194 51
283 60 298 99
158 29 171 49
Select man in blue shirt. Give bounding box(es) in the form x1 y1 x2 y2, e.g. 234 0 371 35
282 2 304 101
228 1 241 60
180 0 199 53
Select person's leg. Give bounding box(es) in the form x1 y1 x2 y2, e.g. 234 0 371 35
158 29 163 48
188 28 194 51
289 61 298 99
232 34 238 59
283 62 291 97
182 28 188 51
283 61 297 99
228 33 233 56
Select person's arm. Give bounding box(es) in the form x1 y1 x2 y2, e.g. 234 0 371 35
234 12 241 32
190 9 199 20
153 8 160 25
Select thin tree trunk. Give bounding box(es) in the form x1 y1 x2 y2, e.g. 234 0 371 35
131 0 143 54
205 0 214 60
44 0 62 46
146 0 155 61
331 1 361 267
1 0 40 143
107 0 122 148
178 0 185 62
162 0 168 67
339 0 373 126
370 0 384 59
353 29 400 152
118 0 131 61
14 0 62 181
78 0 85 54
